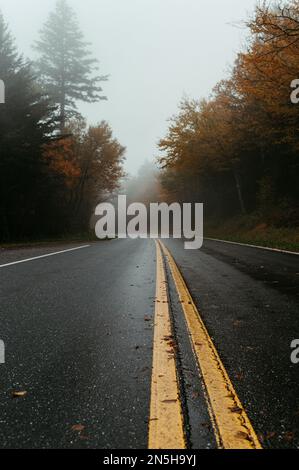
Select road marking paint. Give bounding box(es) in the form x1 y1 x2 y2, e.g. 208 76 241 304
0 245 90 269
148 241 186 450
206 238 299 256
159 240 262 450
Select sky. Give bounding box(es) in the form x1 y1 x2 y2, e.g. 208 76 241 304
1 0 257 174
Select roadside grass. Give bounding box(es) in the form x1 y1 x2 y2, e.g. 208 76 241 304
0 232 115 250
205 216 299 253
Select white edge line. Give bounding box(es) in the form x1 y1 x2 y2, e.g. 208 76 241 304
205 238 299 256
0 245 91 268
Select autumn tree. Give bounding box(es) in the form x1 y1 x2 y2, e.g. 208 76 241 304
43 119 126 233
158 1 299 225
33 0 107 132
234 0 299 215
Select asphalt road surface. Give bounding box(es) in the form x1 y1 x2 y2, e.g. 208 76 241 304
0 238 298 449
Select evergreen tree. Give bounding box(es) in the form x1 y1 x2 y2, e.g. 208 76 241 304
0 12 55 240
33 0 107 132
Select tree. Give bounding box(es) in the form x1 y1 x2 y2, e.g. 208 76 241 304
158 1 299 225
72 121 125 229
0 12 55 241
43 119 126 232
33 0 107 132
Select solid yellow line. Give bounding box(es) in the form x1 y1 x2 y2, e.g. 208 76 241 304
159 241 262 450
148 241 186 450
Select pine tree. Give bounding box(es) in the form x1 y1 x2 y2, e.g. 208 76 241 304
0 12 55 240
33 0 107 132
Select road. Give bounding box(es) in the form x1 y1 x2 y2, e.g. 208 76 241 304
0 238 298 449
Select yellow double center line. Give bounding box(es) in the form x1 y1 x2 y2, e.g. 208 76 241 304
148 241 186 449
148 240 262 450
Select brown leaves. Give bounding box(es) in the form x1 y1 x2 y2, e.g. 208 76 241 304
71 424 89 441
236 431 250 440
230 406 243 415
235 372 244 382
71 424 85 433
283 431 295 443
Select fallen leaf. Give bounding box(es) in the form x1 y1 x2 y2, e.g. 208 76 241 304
71 424 85 433
163 335 174 341
230 406 243 414
284 432 295 442
12 391 27 398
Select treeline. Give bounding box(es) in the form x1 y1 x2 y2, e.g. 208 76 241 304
158 1 299 228
0 0 125 242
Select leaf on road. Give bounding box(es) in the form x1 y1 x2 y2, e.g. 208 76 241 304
12 391 27 398
284 431 295 442
230 406 243 414
71 424 85 433
235 372 244 381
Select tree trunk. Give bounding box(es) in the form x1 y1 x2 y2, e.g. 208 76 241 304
232 167 246 215
0 207 10 241
60 75 66 133
60 95 66 133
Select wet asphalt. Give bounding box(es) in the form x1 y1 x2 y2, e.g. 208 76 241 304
0 238 298 449
0 240 156 449
164 239 299 449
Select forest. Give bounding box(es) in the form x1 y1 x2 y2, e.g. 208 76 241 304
158 0 299 248
0 0 125 242
1 0 298 247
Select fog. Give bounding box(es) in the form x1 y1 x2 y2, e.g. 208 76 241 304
1 0 257 174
